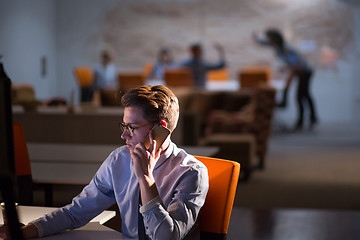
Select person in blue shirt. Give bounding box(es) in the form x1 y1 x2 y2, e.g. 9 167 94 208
254 28 318 130
1 85 209 240
93 50 117 90
148 48 174 80
178 43 226 88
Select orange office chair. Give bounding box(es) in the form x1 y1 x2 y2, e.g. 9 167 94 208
143 62 154 79
73 66 95 102
238 66 272 89
118 72 145 94
13 122 33 205
194 156 240 240
207 68 229 81
164 68 193 88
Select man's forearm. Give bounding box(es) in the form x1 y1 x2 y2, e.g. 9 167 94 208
139 177 160 205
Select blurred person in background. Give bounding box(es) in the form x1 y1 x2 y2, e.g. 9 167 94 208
148 48 175 80
93 50 117 90
178 43 226 88
253 28 318 131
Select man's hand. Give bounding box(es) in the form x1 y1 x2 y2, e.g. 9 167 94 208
213 43 225 62
132 130 160 183
131 130 161 205
0 224 9 240
214 43 224 53
0 223 39 239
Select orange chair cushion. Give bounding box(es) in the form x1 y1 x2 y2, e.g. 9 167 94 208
118 72 145 94
164 69 192 87
239 66 272 88
207 68 229 81
143 62 153 79
74 67 94 87
195 156 240 234
13 123 32 176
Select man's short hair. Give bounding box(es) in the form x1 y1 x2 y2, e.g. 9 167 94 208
121 85 179 132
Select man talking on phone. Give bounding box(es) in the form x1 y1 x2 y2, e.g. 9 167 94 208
0 85 209 240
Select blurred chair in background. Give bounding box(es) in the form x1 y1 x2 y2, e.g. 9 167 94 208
13 122 33 205
238 66 272 89
73 66 94 102
194 156 240 240
118 72 145 94
207 68 229 81
164 68 192 88
143 63 153 80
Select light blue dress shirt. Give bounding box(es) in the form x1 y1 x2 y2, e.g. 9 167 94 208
31 142 209 240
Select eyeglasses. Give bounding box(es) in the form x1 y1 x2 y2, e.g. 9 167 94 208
119 122 153 137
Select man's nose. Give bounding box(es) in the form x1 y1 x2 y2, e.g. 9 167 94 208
120 130 130 139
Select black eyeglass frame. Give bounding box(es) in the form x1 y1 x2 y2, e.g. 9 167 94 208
119 122 157 137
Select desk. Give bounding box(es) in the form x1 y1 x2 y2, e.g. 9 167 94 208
37 223 122 240
0 206 122 239
0 206 115 225
228 207 360 240
28 143 219 205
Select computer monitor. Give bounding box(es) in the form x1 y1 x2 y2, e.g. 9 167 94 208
0 62 15 177
0 61 24 240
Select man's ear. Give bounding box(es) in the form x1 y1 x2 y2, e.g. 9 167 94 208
159 120 167 128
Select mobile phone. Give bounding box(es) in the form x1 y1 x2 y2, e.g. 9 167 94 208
143 124 171 152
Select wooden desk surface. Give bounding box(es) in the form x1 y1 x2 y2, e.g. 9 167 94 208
0 206 115 225
37 222 122 240
228 207 360 240
0 206 121 239
3 223 121 240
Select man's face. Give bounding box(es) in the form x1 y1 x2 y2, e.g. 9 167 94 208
121 106 153 153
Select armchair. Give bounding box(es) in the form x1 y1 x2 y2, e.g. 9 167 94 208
205 87 276 170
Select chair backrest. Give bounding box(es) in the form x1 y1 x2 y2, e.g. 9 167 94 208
118 72 145 94
238 66 272 89
13 122 33 205
164 68 193 87
73 67 94 87
194 156 240 240
207 68 229 81
143 62 154 79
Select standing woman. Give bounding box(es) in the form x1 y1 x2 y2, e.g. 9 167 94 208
254 28 318 130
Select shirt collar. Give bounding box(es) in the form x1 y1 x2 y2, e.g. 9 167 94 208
154 141 174 170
